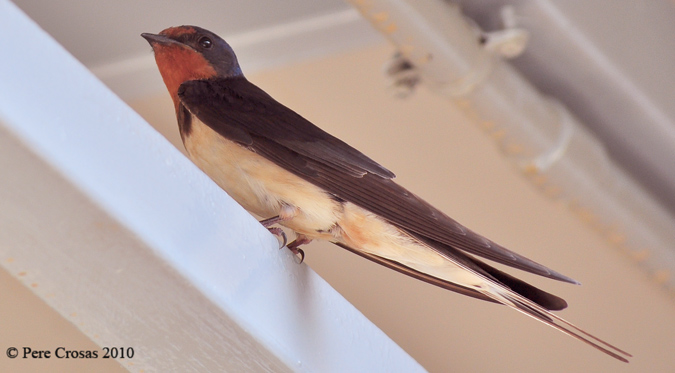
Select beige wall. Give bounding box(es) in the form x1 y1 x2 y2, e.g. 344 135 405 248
131 44 675 372
0 270 126 372
3 43 673 372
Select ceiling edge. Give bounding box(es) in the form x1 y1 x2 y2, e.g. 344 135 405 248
89 9 385 101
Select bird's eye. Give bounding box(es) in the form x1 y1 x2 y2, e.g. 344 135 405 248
198 36 212 49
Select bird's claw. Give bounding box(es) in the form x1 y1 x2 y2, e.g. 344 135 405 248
289 248 305 264
271 235 304 263
267 227 287 249
260 215 307 264
286 235 311 264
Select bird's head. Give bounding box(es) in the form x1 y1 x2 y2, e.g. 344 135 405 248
142 26 242 105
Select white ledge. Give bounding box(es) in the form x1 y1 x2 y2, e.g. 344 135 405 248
0 1 424 372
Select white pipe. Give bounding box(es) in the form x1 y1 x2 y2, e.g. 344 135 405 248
347 0 675 292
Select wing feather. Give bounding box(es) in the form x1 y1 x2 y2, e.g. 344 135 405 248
177 77 578 284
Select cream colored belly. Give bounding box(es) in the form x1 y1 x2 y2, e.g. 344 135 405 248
181 117 484 288
182 117 342 238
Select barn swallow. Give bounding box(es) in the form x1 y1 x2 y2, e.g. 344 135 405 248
142 26 630 362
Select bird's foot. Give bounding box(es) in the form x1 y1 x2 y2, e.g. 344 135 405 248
260 215 283 228
259 215 287 248
259 212 308 262
267 227 287 248
286 235 312 264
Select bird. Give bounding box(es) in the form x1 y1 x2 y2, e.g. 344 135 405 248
142 25 630 362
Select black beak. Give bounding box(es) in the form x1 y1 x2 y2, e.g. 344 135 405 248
141 33 180 46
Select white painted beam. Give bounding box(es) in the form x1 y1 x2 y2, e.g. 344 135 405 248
0 1 424 372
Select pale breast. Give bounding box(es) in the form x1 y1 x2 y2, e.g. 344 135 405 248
180 116 482 287
181 116 342 238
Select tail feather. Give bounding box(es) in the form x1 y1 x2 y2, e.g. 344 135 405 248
486 286 631 362
410 233 569 311
333 237 631 362
468 252 568 311
422 240 633 362
333 242 499 304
